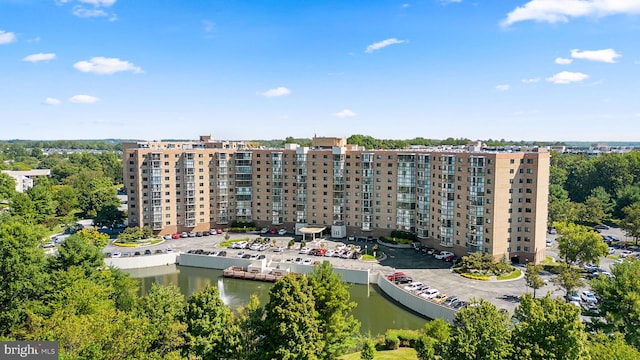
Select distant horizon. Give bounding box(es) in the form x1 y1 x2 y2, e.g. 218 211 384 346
1 136 639 147
2 1 640 141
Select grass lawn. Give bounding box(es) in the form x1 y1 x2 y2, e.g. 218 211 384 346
341 347 418 360
361 254 377 261
541 256 555 265
497 269 522 280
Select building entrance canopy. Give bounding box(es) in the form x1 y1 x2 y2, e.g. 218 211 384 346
298 226 326 242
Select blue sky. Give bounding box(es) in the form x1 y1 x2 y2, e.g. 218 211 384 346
1 0 640 142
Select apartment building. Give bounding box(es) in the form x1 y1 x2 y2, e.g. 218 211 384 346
123 136 549 263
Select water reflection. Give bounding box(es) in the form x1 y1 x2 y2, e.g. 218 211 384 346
130 265 428 336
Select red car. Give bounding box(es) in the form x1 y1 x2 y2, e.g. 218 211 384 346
387 272 407 281
270 228 277 234
171 233 180 239
216 228 223 234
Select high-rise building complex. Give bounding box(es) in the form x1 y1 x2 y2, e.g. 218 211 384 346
123 136 549 263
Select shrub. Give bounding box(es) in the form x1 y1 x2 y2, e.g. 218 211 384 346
459 272 490 281
384 334 400 350
389 230 417 241
386 329 420 347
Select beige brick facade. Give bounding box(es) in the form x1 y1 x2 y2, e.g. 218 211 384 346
123 136 549 263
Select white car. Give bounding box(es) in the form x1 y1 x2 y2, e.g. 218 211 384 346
581 291 598 303
273 246 285 252
260 228 269 234
235 251 245 258
302 258 313 265
348 235 355 241
112 252 122 258
404 282 424 292
278 229 287 236
419 288 440 299
341 251 353 259
336 243 347 251
250 243 262 251
299 247 311 254
324 250 335 257
435 251 454 260
620 250 633 258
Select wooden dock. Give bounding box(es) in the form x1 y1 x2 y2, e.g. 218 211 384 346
222 266 285 282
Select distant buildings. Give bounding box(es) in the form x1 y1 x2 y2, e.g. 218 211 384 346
1 169 51 193
123 136 550 263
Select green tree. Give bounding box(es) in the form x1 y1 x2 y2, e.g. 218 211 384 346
551 264 583 299
0 220 50 336
307 261 360 359
94 204 125 229
184 285 239 360
614 185 640 219
52 233 104 275
52 184 79 218
512 294 588 360
26 177 56 225
587 332 640 360
360 337 376 360
590 260 640 348
9 192 37 224
444 299 512 360
75 228 110 248
137 283 187 358
259 274 323 360
555 222 608 266
234 294 264 360
620 203 640 246
525 263 545 298
415 319 450 360
0 172 16 201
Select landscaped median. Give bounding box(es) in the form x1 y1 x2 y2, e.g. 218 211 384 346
453 253 523 281
112 226 163 247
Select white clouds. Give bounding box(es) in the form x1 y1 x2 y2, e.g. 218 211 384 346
73 7 108 18
522 77 540 84
334 109 357 118
502 0 640 26
546 71 589 84
69 95 100 104
555 57 573 65
43 98 61 105
365 38 407 53
0 30 17 44
74 57 143 74
571 48 621 63
23 53 56 63
495 84 511 91
260 87 291 97
77 0 116 5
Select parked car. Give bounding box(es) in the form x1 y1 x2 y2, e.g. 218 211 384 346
195 231 203 237
443 296 459 307
216 228 223 234
394 276 413 284
435 251 455 260
112 252 122 258
594 224 610 232
302 258 313 265
620 250 633 258
567 292 581 303
581 291 598 303
419 288 440 299
180 232 188 238
270 228 277 234
163 234 173 240
235 251 245 258
324 250 335 257
144 249 152 255
347 235 355 241
433 294 448 303
278 229 287 236
273 246 285 252
299 247 311 254
260 227 269 234
188 231 196 237
403 282 425 292
172 233 181 239
217 251 227 257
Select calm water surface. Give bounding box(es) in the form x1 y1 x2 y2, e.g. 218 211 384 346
127 264 428 336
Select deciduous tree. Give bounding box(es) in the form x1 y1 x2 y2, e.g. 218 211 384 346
555 222 608 266
620 203 640 246
512 294 588 360
307 261 360 359
525 263 545 298
258 274 323 360
444 299 512 360
551 264 583 299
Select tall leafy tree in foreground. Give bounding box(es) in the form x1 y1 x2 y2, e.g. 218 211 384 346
307 261 360 359
0 220 49 336
234 294 264 360
259 274 323 360
552 264 583 299
52 233 104 275
444 299 512 360
590 260 640 348
524 263 545 298
587 332 640 360
137 283 187 359
184 285 239 360
555 222 608 266
511 294 588 360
